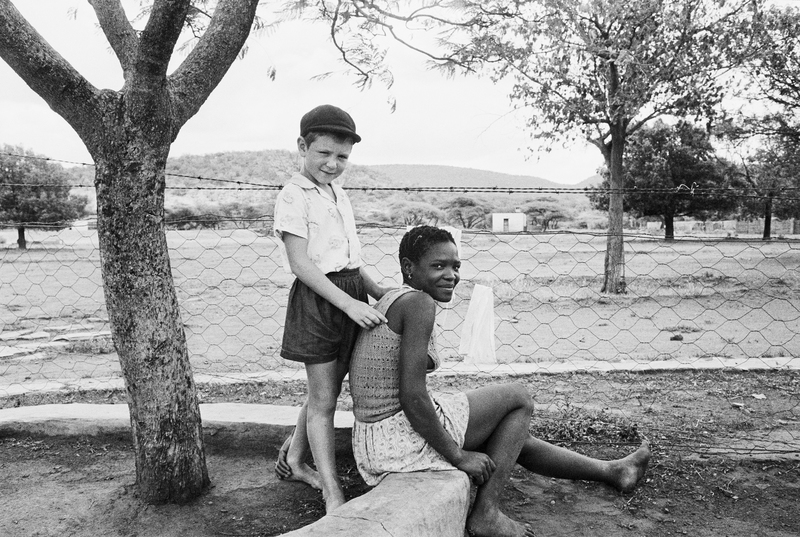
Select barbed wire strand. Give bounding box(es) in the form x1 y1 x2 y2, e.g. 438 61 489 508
3 151 800 198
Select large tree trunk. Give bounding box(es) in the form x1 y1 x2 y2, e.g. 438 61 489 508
94 141 208 504
0 0 259 504
602 121 627 294
16 226 26 250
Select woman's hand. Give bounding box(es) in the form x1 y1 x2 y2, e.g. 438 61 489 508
453 449 496 485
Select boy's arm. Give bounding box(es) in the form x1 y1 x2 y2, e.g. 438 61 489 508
359 266 389 301
283 233 387 328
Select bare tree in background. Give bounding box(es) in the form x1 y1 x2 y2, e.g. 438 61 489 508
295 0 763 292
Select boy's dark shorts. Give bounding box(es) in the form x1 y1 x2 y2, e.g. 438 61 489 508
280 269 368 365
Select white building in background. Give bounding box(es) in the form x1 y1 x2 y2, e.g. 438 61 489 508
491 211 527 233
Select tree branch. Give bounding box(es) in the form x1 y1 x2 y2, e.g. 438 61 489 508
626 111 660 138
136 0 192 81
169 0 259 130
88 0 138 74
330 0 374 88
0 0 104 143
355 0 479 29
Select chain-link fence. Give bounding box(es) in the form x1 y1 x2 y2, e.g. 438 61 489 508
4 222 798 374
1 164 799 458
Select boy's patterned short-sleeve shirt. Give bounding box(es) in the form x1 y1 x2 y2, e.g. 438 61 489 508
273 173 363 274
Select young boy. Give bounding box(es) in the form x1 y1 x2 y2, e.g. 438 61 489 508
272 104 387 513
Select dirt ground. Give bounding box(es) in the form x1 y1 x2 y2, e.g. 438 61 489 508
1 369 799 537
0 434 367 537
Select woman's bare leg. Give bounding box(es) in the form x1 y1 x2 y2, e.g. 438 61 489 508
460 383 649 536
517 437 650 493
463 384 536 537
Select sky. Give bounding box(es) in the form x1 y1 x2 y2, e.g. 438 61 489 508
0 1 604 184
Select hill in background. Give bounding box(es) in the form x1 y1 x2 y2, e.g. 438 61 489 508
160 152 601 189
370 164 600 189
574 174 602 189
67 149 601 189
66 150 602 218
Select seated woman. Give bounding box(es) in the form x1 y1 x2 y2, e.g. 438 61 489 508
348 225 650 537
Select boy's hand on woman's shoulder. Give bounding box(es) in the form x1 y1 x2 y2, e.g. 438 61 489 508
344 299 387 329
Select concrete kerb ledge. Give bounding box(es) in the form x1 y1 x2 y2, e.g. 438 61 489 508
281 470 470 537
0 402 471 537
0 403 348 452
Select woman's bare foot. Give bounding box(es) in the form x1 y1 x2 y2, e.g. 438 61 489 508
323 488 347 514
274 433 323 490
610 440 651 493
467 507 536 537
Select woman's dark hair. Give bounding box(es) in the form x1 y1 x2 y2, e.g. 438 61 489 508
399 226 456 276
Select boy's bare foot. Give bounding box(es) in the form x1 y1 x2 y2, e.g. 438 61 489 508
467 508 536 537
610 440 651 493
274 433 323 490
286 462 324 491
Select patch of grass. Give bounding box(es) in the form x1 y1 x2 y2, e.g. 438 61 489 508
664 324 702 333
761 346 788 358
533 407 641 444
64 337 115 354
695 352 732 359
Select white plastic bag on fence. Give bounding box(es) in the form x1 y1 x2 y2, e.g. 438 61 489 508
459 284 497 365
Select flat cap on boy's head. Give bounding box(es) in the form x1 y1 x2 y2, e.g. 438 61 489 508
300 104 362 144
